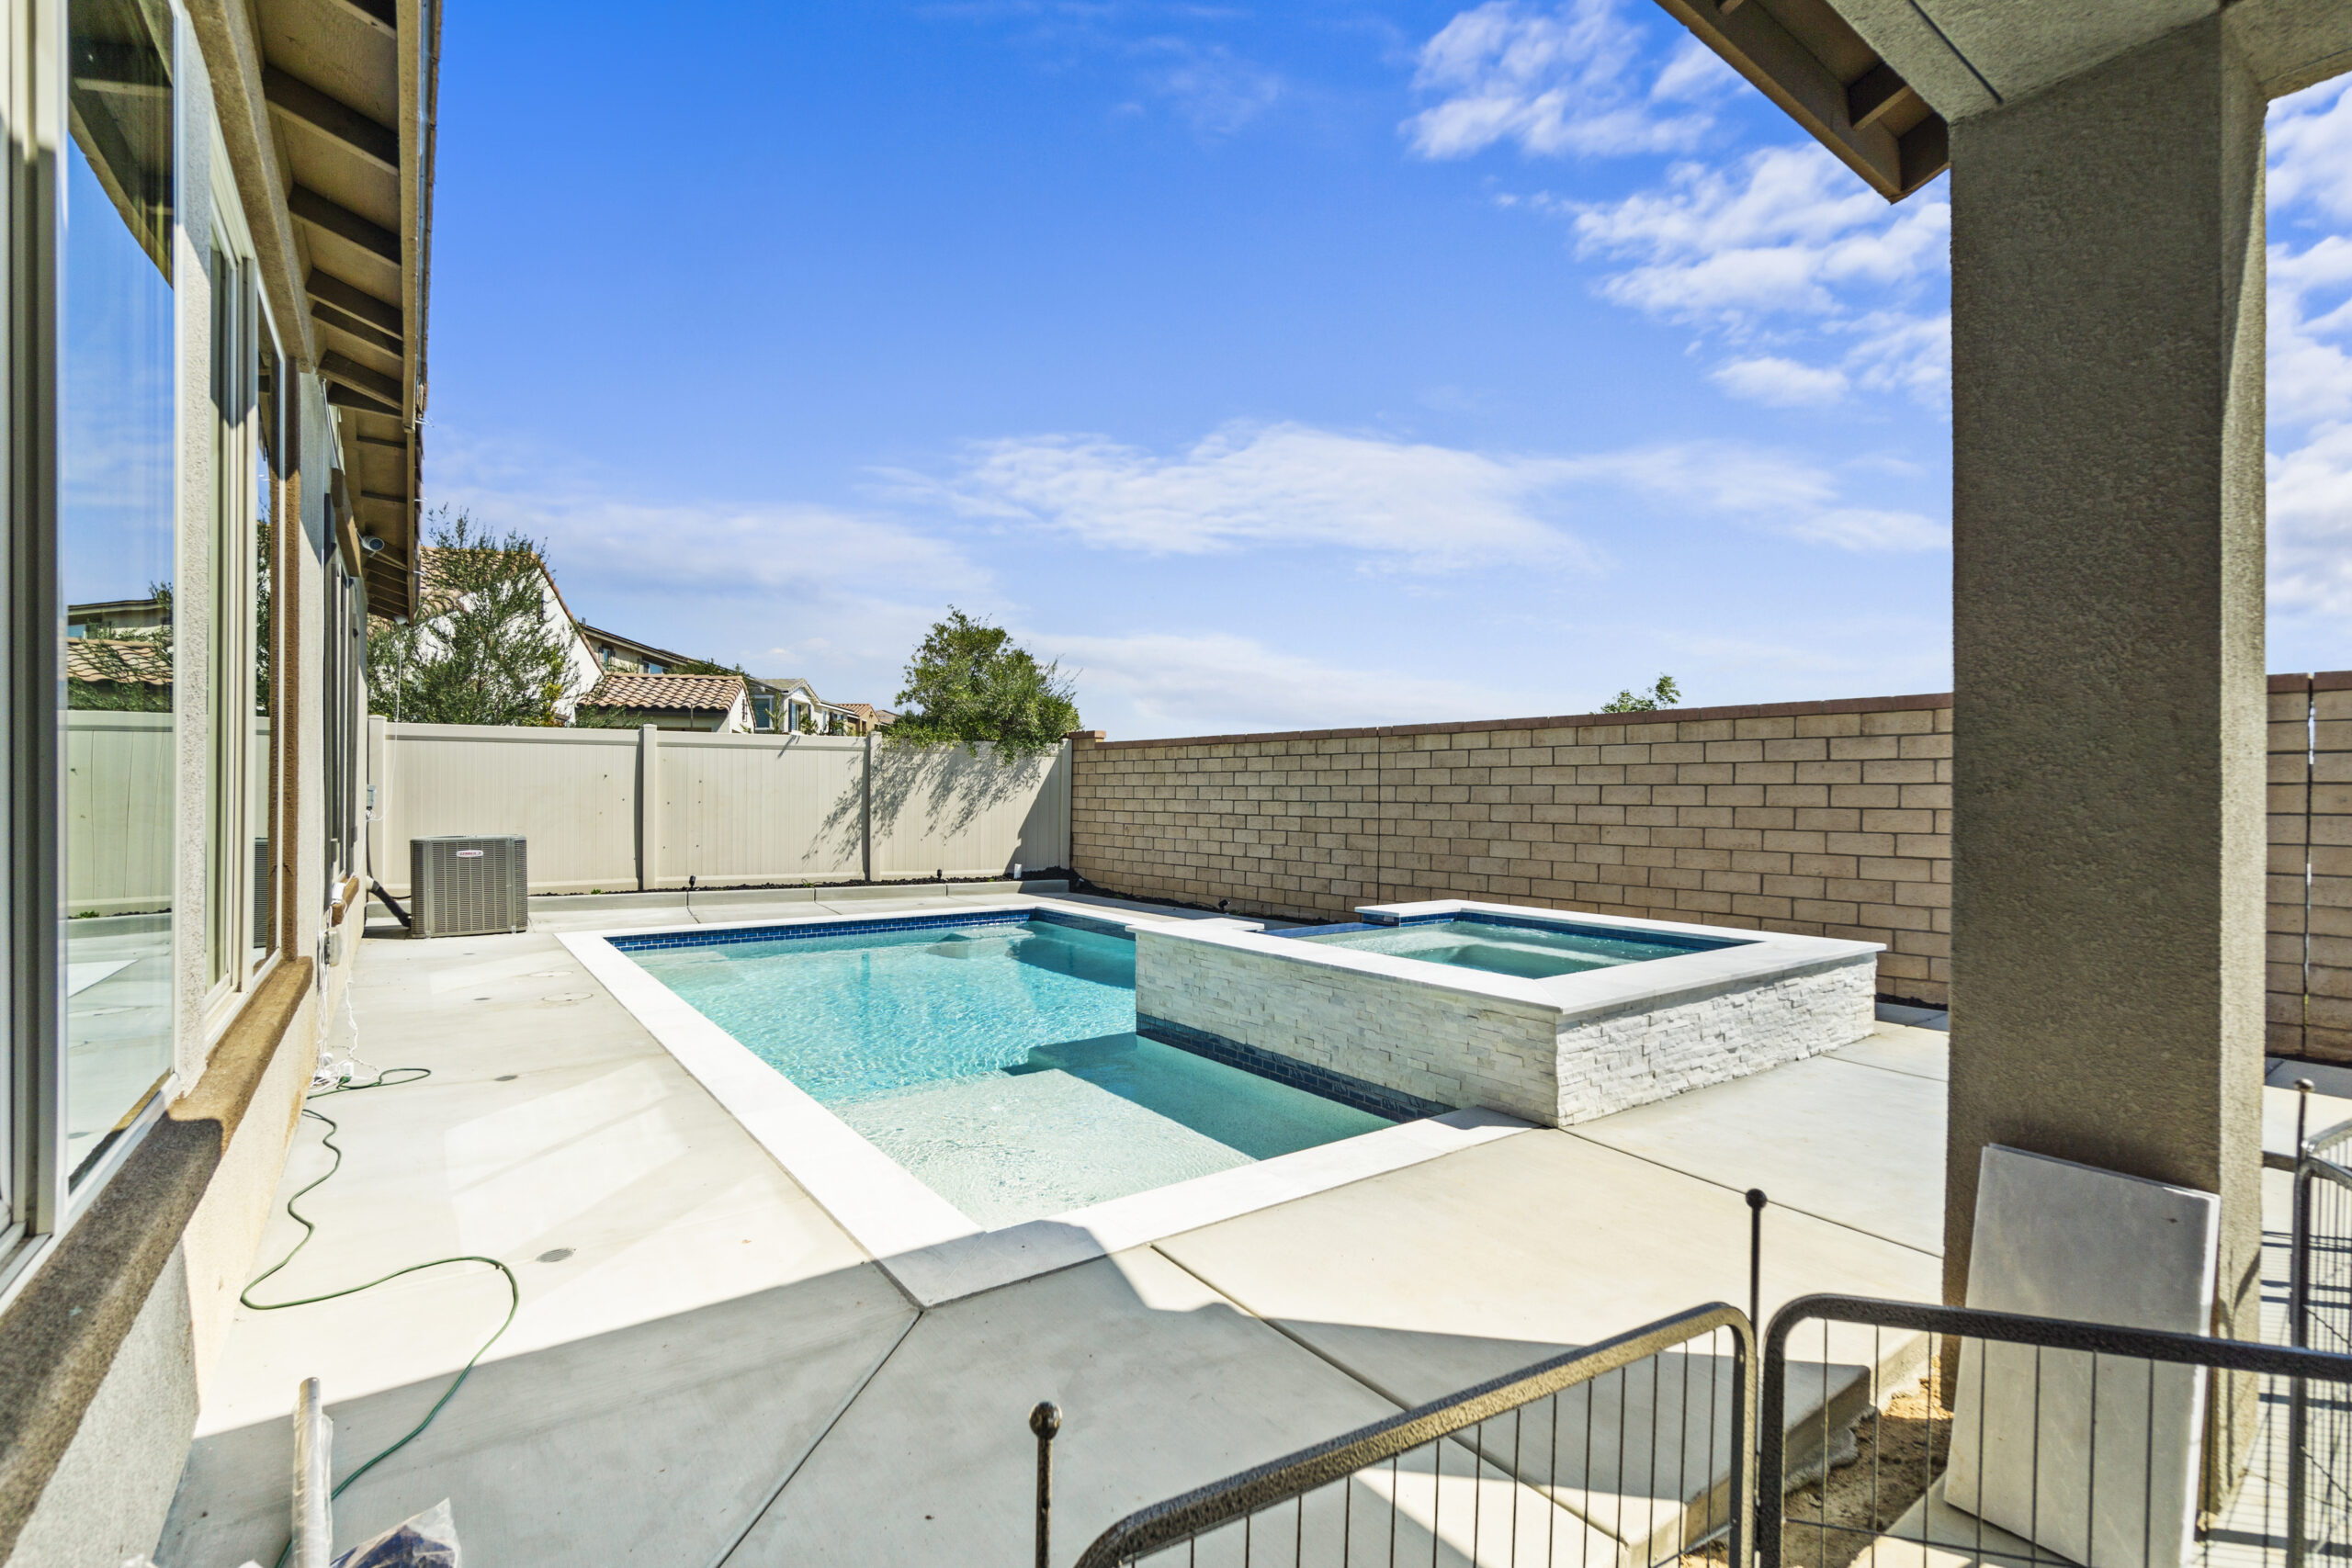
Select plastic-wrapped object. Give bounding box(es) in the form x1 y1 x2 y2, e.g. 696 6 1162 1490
329 1501 460 1568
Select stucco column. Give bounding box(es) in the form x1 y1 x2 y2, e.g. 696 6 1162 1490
1948 6 2267 1391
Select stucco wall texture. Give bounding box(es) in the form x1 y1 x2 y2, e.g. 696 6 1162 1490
1073 671 2352 1034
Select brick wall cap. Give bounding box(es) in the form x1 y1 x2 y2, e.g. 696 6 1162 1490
1090 692 1955 751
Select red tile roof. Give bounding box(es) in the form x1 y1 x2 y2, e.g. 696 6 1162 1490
579 672 745 713
66 637 173 685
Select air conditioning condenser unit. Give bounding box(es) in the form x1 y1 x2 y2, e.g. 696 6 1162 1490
410 835 528 939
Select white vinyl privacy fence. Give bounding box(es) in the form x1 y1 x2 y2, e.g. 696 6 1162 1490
66 710 175 915
366 718 1073 897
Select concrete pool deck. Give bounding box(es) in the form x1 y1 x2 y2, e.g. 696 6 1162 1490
153 889 2325 1567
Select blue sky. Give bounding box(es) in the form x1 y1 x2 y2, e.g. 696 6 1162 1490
425 3 2352 738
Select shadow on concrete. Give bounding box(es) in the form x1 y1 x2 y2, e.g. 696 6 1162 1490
160 1262 913 1568
162 1224 1883 1568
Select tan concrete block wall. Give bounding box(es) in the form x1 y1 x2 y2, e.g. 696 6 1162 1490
1070 694 1957 1006
2307 677 2352 1064
2271 677 2314 1060
1077 672 2352 1028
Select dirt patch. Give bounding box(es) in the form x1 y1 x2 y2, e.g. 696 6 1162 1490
1699 1374 1953 1568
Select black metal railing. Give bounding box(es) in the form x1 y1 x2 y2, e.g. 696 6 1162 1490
1758 1293 2352 1568
2291 1100 2352 1357
2291 1097 2352 1564
1059 1303 1755 1568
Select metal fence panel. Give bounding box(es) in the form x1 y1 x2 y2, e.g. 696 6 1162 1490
1758 1294 2352 1568
1066 1303 1754 1568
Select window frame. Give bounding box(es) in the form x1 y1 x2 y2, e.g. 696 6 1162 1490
198 123 274 1039
57 0 181 1229
0 0 200 1307
0 0 40 1306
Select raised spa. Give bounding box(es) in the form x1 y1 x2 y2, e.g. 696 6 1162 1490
1133 900 1883 1127
1291 912 1743 980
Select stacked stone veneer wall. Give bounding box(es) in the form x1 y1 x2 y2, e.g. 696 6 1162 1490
1134 930 1878 1125
1074 694 1957 1005
1550 959 1875 1120
1135 931 1559 1122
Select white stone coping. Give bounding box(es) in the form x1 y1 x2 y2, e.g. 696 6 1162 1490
559 897 1524 1307
555 898 1264 944
1137 898 1884 1030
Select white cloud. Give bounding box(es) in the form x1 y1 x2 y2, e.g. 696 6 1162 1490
917 422 1596 568
1566 141 1951 409
1402 0 1721 161
2269 75 2352 224
1544 440 1835 513
1147 40 1281 136
1782 507 1946 552
913 421 1937 560
917 415 1947 564
1710 356 1849 407
2266 76 2352 632
1041 629 1518 733
2269 423 2352 616
1574 144 1948 317
429 455 987 681
1844 310 1951 405
1648 34 1737 104
2267 79 2352 631
2270 237 2352 426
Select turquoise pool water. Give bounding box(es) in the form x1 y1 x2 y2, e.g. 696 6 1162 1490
628 919 1393 1228
1295 916 1742 980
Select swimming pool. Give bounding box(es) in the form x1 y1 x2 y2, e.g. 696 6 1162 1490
1291 914 1743 980
621 913 1393 1228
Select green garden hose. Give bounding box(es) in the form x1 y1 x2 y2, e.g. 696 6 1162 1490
243 1066 521 1568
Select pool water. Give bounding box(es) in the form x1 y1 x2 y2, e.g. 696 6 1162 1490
1295 917 1741 980
629 919 1393 1228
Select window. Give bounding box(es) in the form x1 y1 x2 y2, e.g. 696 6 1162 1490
322 517 362 889
201 179 274 1006
252 333 279 968
59 0 175 1187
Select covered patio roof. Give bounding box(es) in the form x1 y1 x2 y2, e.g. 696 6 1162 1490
1657 0 2352 202
191 0 441 616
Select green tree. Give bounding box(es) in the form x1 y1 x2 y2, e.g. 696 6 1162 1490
1602 674 1681 714
366 510 580 726
889 607 1080 758
66 581 174 713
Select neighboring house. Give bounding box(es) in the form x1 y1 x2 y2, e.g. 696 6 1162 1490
580 623 701 676
833 701 899 736
66 594 171 639
63 638 175 705
407 547 604 720
746 675 834 735
575 671 752 733
742 676 897 736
